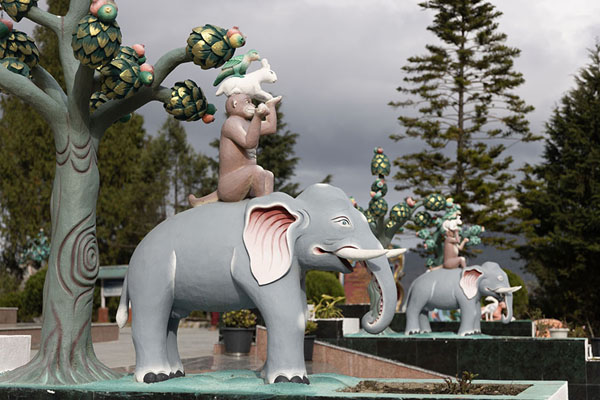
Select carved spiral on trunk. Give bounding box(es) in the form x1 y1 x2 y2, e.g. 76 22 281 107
71 224 99 288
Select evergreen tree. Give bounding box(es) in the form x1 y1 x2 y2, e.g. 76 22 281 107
390 0 536 234
156 118 217 214
0 0 67 273
257 105 300 196
515 44 600 335
96 115 170 265
0 0 168 269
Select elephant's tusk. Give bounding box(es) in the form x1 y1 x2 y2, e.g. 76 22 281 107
386 248 407 258
494 286 521 294
334 247 387 261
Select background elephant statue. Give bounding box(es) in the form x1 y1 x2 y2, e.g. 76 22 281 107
402 261 520 336
116 184 400 384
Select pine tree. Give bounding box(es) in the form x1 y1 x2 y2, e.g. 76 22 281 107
156 118 217 214
0 0 68 273
515 44 600 335
257 105 300 196
0 0 169 269
96 115 170 265
390 0 536 234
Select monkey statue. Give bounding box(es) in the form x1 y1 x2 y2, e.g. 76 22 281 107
189 93 282 206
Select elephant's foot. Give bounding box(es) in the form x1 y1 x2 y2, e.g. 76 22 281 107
169 370 185 379
406 329 430 335
458 330 481 336
274 375 310 384
262 366 309 384
143 372 170 383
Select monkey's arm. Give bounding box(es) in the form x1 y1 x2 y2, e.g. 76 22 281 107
223 116 262 149
260 96 282 135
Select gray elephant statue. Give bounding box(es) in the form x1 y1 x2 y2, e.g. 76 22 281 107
116 184 401 384
403 262 520 336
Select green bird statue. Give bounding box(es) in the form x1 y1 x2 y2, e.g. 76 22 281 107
212 49 260 86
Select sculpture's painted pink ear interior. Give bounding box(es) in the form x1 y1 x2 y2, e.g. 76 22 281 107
459 268 483 299
243 205 298 286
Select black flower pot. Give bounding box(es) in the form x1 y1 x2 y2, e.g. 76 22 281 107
222 327 255 355
304 335 316 361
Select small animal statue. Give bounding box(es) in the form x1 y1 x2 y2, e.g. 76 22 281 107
216 58 277 101
480 296 499 321
188 94 281 206
441 215 469 269
213 49 261 86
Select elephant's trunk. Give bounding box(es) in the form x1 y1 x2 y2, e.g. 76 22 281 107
361 256 397 334
501 292 513 324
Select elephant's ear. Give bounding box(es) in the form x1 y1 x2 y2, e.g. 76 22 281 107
243 198 301 286
459 267 483 300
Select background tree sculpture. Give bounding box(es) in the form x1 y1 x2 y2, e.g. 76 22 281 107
389 0 537 240
515 44 600 337
351 147 448 309
0 0 243 384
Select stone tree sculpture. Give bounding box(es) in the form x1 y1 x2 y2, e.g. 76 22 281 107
351 147 448 308
0 0 243 384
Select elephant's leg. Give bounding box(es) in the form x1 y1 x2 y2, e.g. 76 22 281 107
251 281 308 384
457 302 479 336
405 294 427 335
131 291 173 383
418 310 432 333
166 316 184 377
473 311 482 333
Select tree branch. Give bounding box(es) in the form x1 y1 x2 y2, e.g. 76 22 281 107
0 68 65 127
68 64 95 131
152 47 191 88
90 86 171 137
90 47 192 135
66 0 90 24
31 65 67 106
25 6 61 34
58 0 90 91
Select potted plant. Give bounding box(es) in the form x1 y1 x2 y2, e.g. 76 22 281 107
304 320 318 361
313 294 345 319
221 309 257 355
310 294 351 338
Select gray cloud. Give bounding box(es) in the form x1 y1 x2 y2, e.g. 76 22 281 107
16 0 600 208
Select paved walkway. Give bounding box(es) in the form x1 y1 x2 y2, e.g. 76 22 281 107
31 326 336 375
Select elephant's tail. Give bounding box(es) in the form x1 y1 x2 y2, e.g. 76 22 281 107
188 191 219 207
116 274 129 328
401 282 413 313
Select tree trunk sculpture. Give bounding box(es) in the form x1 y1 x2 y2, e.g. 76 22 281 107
0 0 238 384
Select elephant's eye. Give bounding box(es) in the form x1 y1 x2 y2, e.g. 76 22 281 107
332 216 352 227
498 275 504 281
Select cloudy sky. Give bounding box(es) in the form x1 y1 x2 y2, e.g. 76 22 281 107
20 0 600 207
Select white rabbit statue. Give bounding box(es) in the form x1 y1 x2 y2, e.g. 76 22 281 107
216 58 277 101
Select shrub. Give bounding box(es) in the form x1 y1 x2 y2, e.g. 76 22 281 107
305 270 344 304
19 267 46 322
0 291 21 309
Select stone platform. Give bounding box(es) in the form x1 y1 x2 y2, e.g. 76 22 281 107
0 370 567 399
325 331 595 400
0 323 119 348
